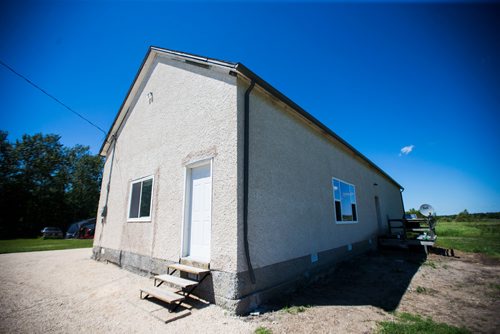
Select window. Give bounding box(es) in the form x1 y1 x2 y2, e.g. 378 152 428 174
128 176 154 221
332 178 358 223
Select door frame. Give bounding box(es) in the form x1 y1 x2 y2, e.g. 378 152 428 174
180 158 213 262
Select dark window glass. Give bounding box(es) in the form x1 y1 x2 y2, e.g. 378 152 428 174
333 178 358 222
129 182 141 218
139 179 153 217
335 201 342 221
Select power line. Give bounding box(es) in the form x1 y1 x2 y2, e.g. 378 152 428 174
0 59 107 136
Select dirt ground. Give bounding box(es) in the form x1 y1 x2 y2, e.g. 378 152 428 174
0 248 498 334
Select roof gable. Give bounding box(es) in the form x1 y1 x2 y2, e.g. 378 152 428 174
100 46 402 189
99 47 238 156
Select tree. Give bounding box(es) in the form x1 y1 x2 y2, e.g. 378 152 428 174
0 131 103 238
455 209 471 222
0 131 17 237
405 208 424 218
65 145 103 223
0 131 15 184
13 133 68 236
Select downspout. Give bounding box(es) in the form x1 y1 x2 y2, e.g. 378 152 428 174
400 187 406 217
243 80 256 284
96 135 116 258
100 135 117 222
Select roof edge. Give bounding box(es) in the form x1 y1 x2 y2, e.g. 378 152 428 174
99 46 403 189
99 47 154 155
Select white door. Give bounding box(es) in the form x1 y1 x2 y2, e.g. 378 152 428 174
186 163 212 262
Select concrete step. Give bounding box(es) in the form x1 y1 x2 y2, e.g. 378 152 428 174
168 263 210 275
140 286 185 304
154 274 199 289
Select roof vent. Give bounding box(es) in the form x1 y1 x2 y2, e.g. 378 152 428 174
185 59 210 69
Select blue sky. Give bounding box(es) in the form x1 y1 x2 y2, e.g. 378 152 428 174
1 1 499 215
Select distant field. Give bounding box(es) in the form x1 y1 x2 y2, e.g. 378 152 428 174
436 220 500 258
0 238 93 254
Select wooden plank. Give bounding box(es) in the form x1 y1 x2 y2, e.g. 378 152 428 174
408 228 431 232
154 274 198 288
404 218 429 223
169 263 209 275
406 239 436 246
140 287 185 304
159 285 182 294
180 258 210 270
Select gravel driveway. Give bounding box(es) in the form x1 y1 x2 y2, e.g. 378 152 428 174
1 248 498 333
0 249 253 334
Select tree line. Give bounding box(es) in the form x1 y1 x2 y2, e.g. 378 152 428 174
0 131 103 238
405 208 500 222
438 209 500 222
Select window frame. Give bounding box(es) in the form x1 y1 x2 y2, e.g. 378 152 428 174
332 177 358 224
127 175 154 222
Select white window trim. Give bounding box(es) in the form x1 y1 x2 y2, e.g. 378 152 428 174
332 177 358 224
127 175 154 222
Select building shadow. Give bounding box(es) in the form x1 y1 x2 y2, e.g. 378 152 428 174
264 249 427 312
142 293 211 309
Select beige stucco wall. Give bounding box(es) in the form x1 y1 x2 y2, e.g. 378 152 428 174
93 57 403 279
94 56 240 273
240 79 404 271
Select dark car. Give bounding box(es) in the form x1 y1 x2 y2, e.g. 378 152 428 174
66 218 96 239
79 223 95 239
41 227 63 239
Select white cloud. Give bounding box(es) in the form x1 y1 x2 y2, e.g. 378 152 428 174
399 145 415 156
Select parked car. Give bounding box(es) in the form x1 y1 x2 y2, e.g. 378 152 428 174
41 227 63 239
79 223 95 239
65 218 96 239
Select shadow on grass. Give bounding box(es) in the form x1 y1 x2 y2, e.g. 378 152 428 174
263 249 427 313
428 246 458 258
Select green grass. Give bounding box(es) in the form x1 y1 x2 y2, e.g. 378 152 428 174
378 312 470 334
415 286 437 295
0 238 93 254
422 260 437 269
489 283 500 291
282 305 310 314
254 326 272 334
415 286 427 294
435 220 500 258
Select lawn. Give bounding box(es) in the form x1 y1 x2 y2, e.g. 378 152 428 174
0 238 93 254
435 220 500 258
378 312 470 334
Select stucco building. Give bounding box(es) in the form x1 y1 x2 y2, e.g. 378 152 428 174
93 46 404 314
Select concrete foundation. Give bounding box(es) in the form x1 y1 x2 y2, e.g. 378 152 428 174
92 236 376 315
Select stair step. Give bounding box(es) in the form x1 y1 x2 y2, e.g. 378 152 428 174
140 286 185 304
154 274 199 288
169 263 210 275
159 285 182 294
180 258 210 270
408 228 432 232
